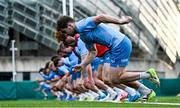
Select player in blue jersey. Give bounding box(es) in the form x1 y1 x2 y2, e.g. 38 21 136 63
49 57 79 101
41 62 59 82
57 35 132 101
56 14 160 101
57 40 108 101
37 67 64 100
56 36 142 102
35 78 51 100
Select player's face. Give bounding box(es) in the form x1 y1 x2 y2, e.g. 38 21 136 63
57 58 64 67
49 63 56 71
59 46 73 57
64 46 73 53
61 22 75 36
65 36 76 47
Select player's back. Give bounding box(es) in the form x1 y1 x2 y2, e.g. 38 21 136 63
76 17 126 49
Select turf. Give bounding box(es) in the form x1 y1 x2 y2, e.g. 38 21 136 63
0 97 179 108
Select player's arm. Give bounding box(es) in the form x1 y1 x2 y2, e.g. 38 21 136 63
93 14 132 25
50 76 60 82
40 73 51 80
73 45 97 78
60 67 70 83
81 54 94 83
81 45 97 69
61 73 70 83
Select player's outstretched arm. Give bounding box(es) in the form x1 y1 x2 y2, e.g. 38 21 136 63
93 14 132 25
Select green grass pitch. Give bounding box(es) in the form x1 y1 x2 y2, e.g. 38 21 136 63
0 97 180 108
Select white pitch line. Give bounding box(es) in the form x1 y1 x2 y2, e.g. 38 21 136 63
136 102 180 106
108 101 180 106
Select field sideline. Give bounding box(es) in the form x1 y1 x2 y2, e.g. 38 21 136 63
0 97 180 108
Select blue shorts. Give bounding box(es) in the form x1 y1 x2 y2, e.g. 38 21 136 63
91 51 111 72
71 73 77 81
76 71 81 78
71 71 81 80
91 57 100 72
99 50 111 64
110 36 132 67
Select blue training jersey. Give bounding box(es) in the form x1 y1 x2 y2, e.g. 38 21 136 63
75 17 125 49
74 38 88 57
68 52 80 66
63 57 71 67
57 65 69 77
40 71 57 80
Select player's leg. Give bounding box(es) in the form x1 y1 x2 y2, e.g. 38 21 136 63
97 64 103 81
109 36 159 85
109 37 158 101
102 63 139 101
103 60 156 96
83 78 108 101
91 58 117 100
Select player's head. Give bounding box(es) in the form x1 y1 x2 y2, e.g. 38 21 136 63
56 16 76 36
53 57 64 67
57 42 73 57
45 61 56 72
51 55 58 62
51 55 63 67
54 31 66 43
48 61 56 71
39 68 45 73
64 36 77 47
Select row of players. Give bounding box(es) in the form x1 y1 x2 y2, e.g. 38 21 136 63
35 33 157 102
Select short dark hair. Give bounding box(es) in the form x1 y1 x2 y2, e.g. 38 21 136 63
51 55 58 61
53 57 61 67
45 61 51 69
57 41 66 53
39 68 44 73
56 16 74 31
